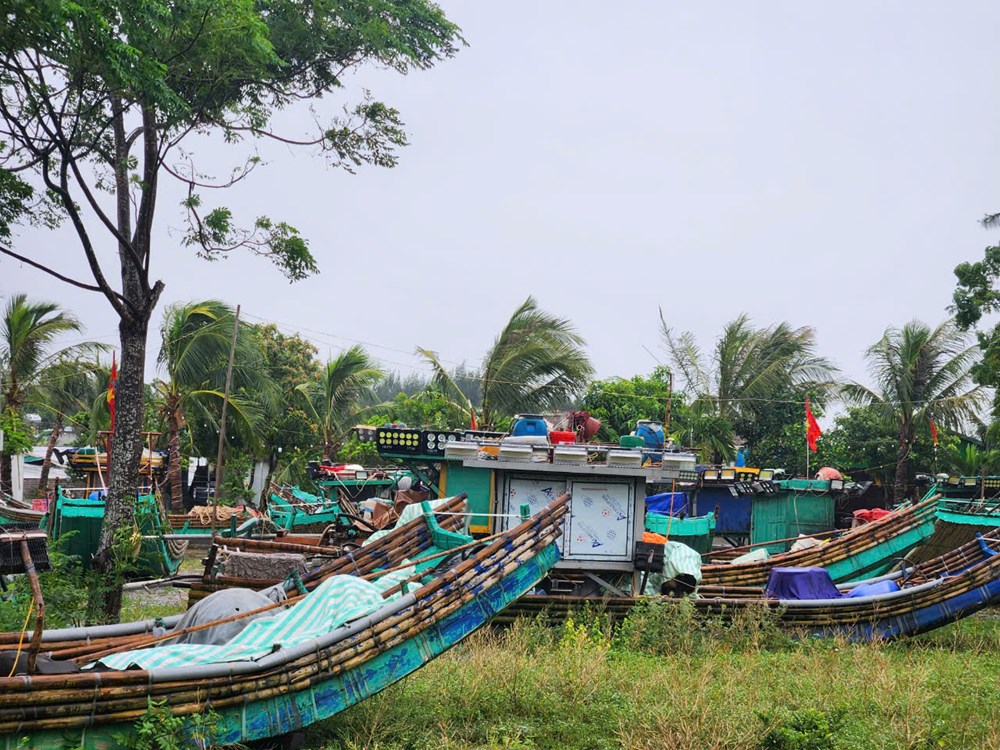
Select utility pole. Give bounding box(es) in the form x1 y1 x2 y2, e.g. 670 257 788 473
212 304 240 527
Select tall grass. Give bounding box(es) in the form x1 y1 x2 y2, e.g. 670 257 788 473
308 604 1000 750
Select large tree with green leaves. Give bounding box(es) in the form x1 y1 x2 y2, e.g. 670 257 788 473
0 294 95 493
152 300 274 510
844 320 985 500
0 0 461 619
253 323 321 463
419 297 594 429
660 312 838 463
953 215 1000 417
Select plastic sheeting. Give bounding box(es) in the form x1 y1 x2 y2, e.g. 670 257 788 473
159 588 282 647
845 579 899 598
642 541 702 594
645 492 688 516
765 567 841 600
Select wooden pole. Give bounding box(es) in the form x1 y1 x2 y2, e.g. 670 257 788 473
19 540 44 674
213 304 241 529
664 370 673 440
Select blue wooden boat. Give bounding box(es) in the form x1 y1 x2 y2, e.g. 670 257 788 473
0 493 569 748
696 527 1000 641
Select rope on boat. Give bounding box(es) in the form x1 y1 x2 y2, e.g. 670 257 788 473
6 599 33 678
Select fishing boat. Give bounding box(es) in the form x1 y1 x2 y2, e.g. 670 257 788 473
44 488 187 577
0 496 45 527
184 494 471 606
504 527 1000 641
699 492 940 587
906 478 1000 563
0 493 568 748
695 528 1000 640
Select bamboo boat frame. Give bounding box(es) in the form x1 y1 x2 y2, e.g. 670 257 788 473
700 494 940 587
184 494 471 605
497 525 1000 641
0 494 569 748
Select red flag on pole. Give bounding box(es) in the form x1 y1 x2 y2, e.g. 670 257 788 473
929 418 939 446
805 396 822 453
107 353 118 435
470 407 478 430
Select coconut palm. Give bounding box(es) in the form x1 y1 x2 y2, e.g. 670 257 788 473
35 358 101 491
154 301 274 510
295 346 383 461
660 312 838 462
845 320 986 500
418 297 594 429
0 294 96 494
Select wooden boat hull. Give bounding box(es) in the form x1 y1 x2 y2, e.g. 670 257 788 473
0 498 45 527
701 495 939 587
497 527 1000 643
0 495 568 749
9 543 558 749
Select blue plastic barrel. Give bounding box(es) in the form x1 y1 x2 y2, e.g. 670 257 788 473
511 415 548 438
635 421 664 449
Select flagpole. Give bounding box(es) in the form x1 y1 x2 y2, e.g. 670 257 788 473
805 396 810 480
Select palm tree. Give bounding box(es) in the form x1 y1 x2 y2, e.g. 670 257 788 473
296 345 383 461
154 301 274 510
35 358 100 491
418 297 594 429
660 312 838 462
0 294 90 494
946 443 1000 478
845 320 986 500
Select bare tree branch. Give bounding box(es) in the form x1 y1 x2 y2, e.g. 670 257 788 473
0 243 129 305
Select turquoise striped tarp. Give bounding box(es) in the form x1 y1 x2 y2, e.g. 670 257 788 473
92 498 463 672
94 574 389 671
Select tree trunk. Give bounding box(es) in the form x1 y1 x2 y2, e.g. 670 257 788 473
90 316 149 622
166 400 185 512
893 430 911 502
0 454 9 497
37 415 63 494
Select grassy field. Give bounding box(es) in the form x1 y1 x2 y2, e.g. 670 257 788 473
302 603 1000 750
111 583 1000 750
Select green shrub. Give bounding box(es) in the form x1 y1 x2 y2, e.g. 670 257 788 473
0 533 87 630
759 708 847 750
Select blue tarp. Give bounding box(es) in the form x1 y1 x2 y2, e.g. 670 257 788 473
645 492 688 516
697 486 751 535
766 567 841 600
845 579 900 598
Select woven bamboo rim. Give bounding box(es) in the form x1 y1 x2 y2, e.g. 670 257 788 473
701 494 940 587
0 496 569 733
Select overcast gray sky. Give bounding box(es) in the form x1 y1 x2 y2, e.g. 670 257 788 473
3 1 999 401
